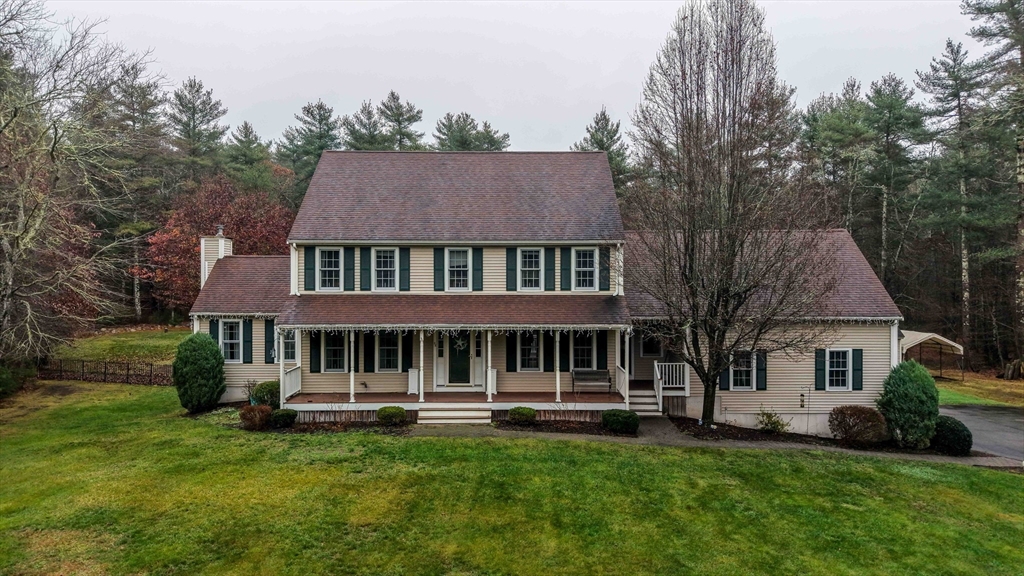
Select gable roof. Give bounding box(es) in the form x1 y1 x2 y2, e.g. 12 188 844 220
190 256 290 315
288 151 625 243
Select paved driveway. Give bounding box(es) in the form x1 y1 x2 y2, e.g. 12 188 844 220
940 405 1024 461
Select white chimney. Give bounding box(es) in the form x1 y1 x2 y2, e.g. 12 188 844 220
199 225 233 288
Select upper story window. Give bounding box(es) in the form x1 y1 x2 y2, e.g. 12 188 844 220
374 248 397 291
573 248 597 291
519 248 542 291
828 349 851 391
221 320 241 363
730 351 754 390
573 331 595 370
283 329 295 362
519 331 541 371
378 332 400 372
447 248 470 291
318 248 341 290
324 331 347 372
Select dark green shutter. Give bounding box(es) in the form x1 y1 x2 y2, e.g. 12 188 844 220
814 349 826 390
506 333 518 372
852 349 863 390
472 247 483 291
599 247 611 291
399 248 410 291
310 331 321 373
344 247 355 291
364 332 375 373
353 332 360 372
543 332 554 372
755 349 767 390
560 247 571 290
544 247 555 291
360 247 371 291
596 331 608 370
719 369 729 391
506 247 517 291
304 246 316 291
242 319 253 364
209 319 219 345
559 333 570 371
402 332 413 372
434 248 444 291
264 319 275 364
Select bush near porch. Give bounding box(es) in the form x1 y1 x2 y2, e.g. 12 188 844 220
1 381 1022 576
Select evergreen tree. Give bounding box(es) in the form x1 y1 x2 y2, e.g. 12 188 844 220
571 107 631 192
433 112 511 151
276 100 342 199
474 121 511 151
377 91 424 150
225 121 275 193
166 77 228 181
341 100 391 150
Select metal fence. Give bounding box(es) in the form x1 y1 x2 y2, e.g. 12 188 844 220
37 358 173 386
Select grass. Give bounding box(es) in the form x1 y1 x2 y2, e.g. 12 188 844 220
52 327 190 365
938 387 1010 406
1 382 1022 576
933 370 1024 407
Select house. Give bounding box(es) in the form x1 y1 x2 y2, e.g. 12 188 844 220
189 151 902 433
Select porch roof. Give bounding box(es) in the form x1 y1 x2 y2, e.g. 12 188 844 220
276 294 631 331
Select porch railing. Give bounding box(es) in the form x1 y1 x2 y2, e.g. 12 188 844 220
283 366 301 399
615 365 629 409
655 362 688 401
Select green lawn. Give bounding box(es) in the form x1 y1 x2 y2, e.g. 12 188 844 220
1 382 1022 576
938 386 1009 406
52 327 190 365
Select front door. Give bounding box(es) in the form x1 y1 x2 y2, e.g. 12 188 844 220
448 330 472 384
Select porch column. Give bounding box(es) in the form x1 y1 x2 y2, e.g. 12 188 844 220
349 330 355 403
278 329 285 407
296 329 302 368
486 330 493 402
623 330 630 410
555 331 561 402
419 330 425 403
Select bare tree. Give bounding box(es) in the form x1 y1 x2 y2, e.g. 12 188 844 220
625 0 841 425
0 0 143 360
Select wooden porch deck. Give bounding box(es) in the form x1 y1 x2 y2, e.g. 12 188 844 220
287 391 625 404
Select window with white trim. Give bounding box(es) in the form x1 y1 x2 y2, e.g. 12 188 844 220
828 349 851 391
324 332 347 372
519 331 541 371
572 331 595 370
573 248 597 290
221 320 241 363
640 337 662 358
374 248 397 291
730 351 754 390
447 248 470 291
318 248 341 290
283 329 295 362
519 248 542 290
377 332 400 372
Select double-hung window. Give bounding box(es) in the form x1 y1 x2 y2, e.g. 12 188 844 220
730 351 754 390
283 330 295 362
827 349 851 391
447 248 470 291
519 331 541 371
519 248 542 291
573 248 597 290
221 320 241 363
573 331 595 370
318 248 341 290
374 248 397 291
324 332 347 372
377 332 400 372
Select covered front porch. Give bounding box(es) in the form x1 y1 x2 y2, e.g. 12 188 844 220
283 390 627 411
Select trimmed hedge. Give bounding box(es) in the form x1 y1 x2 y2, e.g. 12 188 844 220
508 406 537 425
239 404 272 431
828 405 888 446
876 361 939 449
269 409 298 429
172 333 225 413
252 380 280 409
602 409 640 435
377 406 407 426
931 415 973 456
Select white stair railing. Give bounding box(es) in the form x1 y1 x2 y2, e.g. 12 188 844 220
657 363 688 397
653 361 664 412
283 366 301 399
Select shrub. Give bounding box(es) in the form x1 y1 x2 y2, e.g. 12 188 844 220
876 361 939 449
756 406 791 434
508 406 537 425
602 409 640 434
0 367 18 399
172 333 225 413
828 405 888 446
251 380 280 409
269 409 298 429
377 406 407 426
931 415 973 456
239 404 272 431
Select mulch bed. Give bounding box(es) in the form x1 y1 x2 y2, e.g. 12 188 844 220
495 419 636 437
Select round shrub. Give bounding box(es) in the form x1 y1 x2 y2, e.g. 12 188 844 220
508 406 537 425
239 404 272 431
377 406 407 426
876 360 939 449
172 333 225 413
269 408 298 429
602 409 640 435
828 405 888 446
931 415 973 456
251 380 280 409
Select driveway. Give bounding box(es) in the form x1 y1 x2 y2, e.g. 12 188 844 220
940 405 1024 461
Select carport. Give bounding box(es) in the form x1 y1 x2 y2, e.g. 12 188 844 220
900 330 964 379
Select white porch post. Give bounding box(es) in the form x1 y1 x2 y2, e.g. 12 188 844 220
349 330 355 403
555 331 561 402
624 330 630 410
296 329 302 368
419 330 425 403
278 329 285 407
890 321 900 369
486 330 493 402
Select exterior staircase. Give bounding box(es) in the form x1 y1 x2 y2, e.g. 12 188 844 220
416 405 492 425
629 388 664 417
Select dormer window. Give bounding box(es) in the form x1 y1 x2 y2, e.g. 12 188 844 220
318 248 341 290
447 248 470 291
519 248 542 291
374 248 397 291
573 248 597 291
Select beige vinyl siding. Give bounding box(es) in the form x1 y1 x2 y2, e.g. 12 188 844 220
632 354 657 381
493 331 618 393
409 247 434 291
298 330 432 394
197 318 294 401
687 323 892 414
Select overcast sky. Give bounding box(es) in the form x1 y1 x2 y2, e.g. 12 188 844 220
51 1 983 151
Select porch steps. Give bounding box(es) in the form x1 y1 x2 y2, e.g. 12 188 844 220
629 389 664 417
417 407 492 425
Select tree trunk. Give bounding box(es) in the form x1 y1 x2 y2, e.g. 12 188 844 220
880 185 889 286
133 243 142 322
701 383 716 425
960 168 971 371
1017 135 1024 359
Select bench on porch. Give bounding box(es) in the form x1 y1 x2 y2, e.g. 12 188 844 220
571 369 612 394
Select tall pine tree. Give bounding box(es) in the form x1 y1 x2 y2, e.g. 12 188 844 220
432 112 511 151
378 91 424 150
225 121 275 193
571 107 631 193
167 77 228 183
341 101 391 150
276 100 342 201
